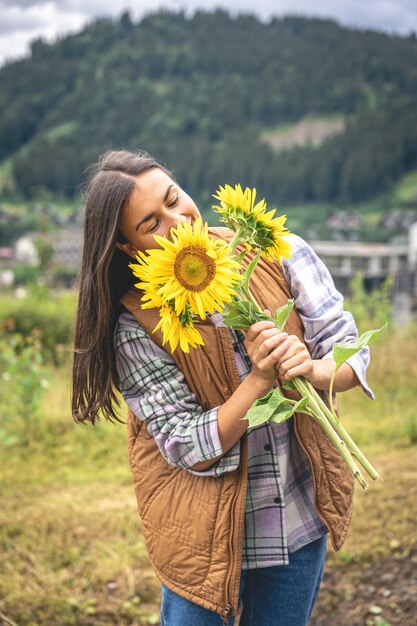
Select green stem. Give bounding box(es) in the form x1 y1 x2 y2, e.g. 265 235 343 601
242 284 262 311
293 377 369 490
328 367 337 418
301 377 381 481
243 247 262 292
229 228 245 254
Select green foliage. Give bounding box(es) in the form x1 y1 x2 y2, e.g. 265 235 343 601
345 273 393 330
274 299 294 331
0 11 416 205
52 264 78 286
0 328 47 447
0 290 76 364
333 323 388 371
222 299 269 330
33 236 54 271
404 415 417 445
0 209 40 246
245 388 310 428
12 264 40 285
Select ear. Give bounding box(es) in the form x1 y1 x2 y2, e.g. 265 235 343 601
115 241 138 259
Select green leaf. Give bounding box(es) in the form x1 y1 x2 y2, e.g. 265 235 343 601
274 299 294 331
269 395 310 424
222 313 251 331
245 388 288 427
332 322 388 371
224 300 255 318
267 388 288 410
223 299 270 331
254 390 275 406
245 403 273 427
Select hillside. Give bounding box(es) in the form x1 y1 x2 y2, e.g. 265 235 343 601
1 10 417 209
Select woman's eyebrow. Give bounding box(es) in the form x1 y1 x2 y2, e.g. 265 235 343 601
135 183 174 231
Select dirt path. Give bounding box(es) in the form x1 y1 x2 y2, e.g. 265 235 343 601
310 543 417 626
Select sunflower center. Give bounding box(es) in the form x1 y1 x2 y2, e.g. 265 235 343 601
174 246 216 292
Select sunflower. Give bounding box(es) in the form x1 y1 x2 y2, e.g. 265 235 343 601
212 183 293 261
126 275 204 353
154 301 205 353
129 217 243 350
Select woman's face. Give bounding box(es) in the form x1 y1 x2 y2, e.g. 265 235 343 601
116 168 201 258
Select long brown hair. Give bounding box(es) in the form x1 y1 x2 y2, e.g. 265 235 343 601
71 149 174 424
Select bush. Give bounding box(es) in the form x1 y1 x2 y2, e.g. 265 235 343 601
344 272 393 331
52 264 78 288
0 327 47 447
12 264 40 285
0 289 76 364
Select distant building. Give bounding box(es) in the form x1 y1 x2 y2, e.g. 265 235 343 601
309 221 417 321
0 247 14 261
378 210 417 231
52 228 83 267
326 210 362 232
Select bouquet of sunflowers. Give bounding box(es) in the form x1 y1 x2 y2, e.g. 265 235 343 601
130 184 386 490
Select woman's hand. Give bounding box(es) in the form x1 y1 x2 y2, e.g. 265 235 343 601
244 315 289 394
273 334 314 383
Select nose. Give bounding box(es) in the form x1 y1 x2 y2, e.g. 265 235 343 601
166 210 188 229
165 211 189 241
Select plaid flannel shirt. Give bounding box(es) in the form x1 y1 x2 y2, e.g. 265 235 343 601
114 234 374 569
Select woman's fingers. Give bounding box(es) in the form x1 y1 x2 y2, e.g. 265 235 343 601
278 359 312 381
255 329 289 359
244 315 313 384
272 335 301 363
275 342 314 381
253 333 287 371
245 326 288 362
244 319 275 343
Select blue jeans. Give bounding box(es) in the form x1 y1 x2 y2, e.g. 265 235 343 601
160 534 327 625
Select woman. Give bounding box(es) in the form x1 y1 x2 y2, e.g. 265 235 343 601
72 149 373 625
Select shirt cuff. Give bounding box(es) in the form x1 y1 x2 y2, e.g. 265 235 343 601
322 349 375 400
188 407 241 477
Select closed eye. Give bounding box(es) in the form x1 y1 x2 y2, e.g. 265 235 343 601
147 195 179 232
147 218 160 233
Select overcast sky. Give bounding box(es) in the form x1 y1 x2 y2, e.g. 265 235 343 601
1 0 417 68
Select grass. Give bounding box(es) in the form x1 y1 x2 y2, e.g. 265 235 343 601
260 114 346 152
1 327 417 625
393 169 417 204
1 366 160 626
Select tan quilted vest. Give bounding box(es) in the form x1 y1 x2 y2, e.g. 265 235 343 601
119 227 354 622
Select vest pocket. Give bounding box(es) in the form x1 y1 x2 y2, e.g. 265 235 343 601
141 471 221 586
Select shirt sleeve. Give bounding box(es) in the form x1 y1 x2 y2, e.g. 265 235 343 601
113 312 241 476
282 235 375 400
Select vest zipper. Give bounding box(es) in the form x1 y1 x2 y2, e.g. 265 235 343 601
216 327 247 624
221 604 232 625
222 475 239 625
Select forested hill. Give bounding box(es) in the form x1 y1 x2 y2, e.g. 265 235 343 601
1 10 417 206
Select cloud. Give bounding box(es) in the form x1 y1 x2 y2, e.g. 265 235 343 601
0 1 87 64
1 0 416 67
